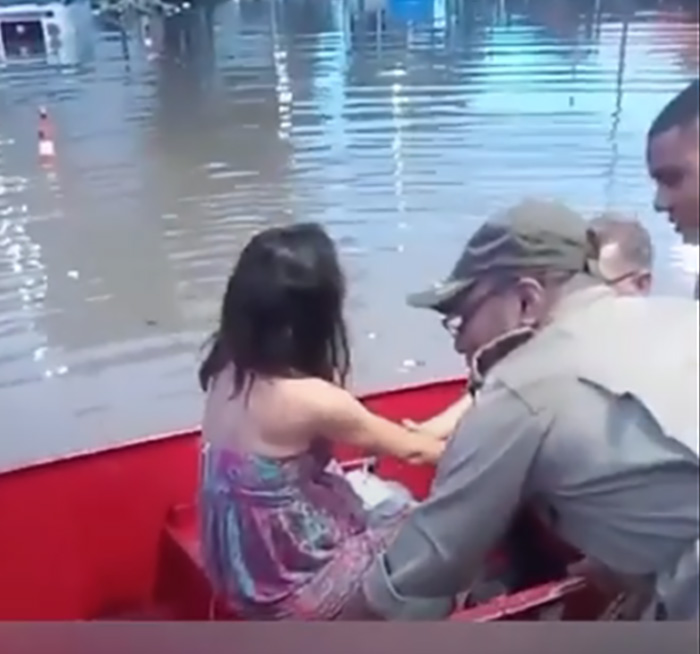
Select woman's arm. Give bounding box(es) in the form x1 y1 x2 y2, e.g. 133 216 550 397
403 393 473 440
310 383 445 465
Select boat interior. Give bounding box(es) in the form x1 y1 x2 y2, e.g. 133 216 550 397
0 378 610 621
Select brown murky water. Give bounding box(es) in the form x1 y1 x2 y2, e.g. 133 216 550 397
0 0 698 470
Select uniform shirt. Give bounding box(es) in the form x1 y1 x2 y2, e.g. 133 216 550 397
361 283 699 620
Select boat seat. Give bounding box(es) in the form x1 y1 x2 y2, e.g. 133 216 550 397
156 502 240 620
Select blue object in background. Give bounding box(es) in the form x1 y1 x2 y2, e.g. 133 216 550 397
388 0 434 24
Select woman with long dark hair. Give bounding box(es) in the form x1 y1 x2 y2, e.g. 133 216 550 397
198 222 444 620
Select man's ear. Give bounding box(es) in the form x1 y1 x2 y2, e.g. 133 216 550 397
515 278 546 324
636 271 653 295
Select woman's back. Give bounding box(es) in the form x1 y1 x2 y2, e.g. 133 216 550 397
196 223 440 619
200 369 405 619
202 366 319 457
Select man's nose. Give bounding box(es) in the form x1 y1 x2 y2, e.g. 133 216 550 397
654 187 670 213
453 334 468 356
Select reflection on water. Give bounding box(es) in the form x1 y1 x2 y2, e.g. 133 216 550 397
0 0 698 470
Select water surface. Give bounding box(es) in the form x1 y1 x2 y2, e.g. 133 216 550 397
0 0 698 470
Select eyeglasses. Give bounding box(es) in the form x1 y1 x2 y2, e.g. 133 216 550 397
606 269 648 285
440 282 509 338
441 314 463 337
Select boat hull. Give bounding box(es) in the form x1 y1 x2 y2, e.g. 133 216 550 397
0 377 609 620
0 378 464 620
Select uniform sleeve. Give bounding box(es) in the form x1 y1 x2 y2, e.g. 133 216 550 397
361 382 549 620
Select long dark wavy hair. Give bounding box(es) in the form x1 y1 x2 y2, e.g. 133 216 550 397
198 222 351 395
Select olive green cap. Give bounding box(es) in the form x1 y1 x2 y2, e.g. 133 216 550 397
408 199 598 312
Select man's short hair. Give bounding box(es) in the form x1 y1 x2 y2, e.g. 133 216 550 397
648 79 699 140
589 214 653 271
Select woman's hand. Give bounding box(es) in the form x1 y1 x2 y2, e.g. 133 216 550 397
401 418 452 440
402 394 474 441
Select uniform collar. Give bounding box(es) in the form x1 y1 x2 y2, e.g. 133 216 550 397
468 275 612 392
469 327 535 393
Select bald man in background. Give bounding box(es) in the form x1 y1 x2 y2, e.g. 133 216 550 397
589 214 654 297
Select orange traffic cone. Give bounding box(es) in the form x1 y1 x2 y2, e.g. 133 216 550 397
38 107 56 164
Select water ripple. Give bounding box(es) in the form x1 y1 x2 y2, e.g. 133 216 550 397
0 0 697 469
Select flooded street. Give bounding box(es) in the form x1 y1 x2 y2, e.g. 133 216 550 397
0 0 698 470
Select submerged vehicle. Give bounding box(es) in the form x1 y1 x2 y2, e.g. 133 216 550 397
0 0 92 66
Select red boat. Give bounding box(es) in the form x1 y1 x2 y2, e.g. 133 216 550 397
0 378 610 621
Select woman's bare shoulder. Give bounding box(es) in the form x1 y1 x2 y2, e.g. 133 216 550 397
238 377 346 445
261 377 358 432
275 376 352 412
271 377 375 444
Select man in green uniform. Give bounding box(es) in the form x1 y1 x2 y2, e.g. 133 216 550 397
342 199 699 620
